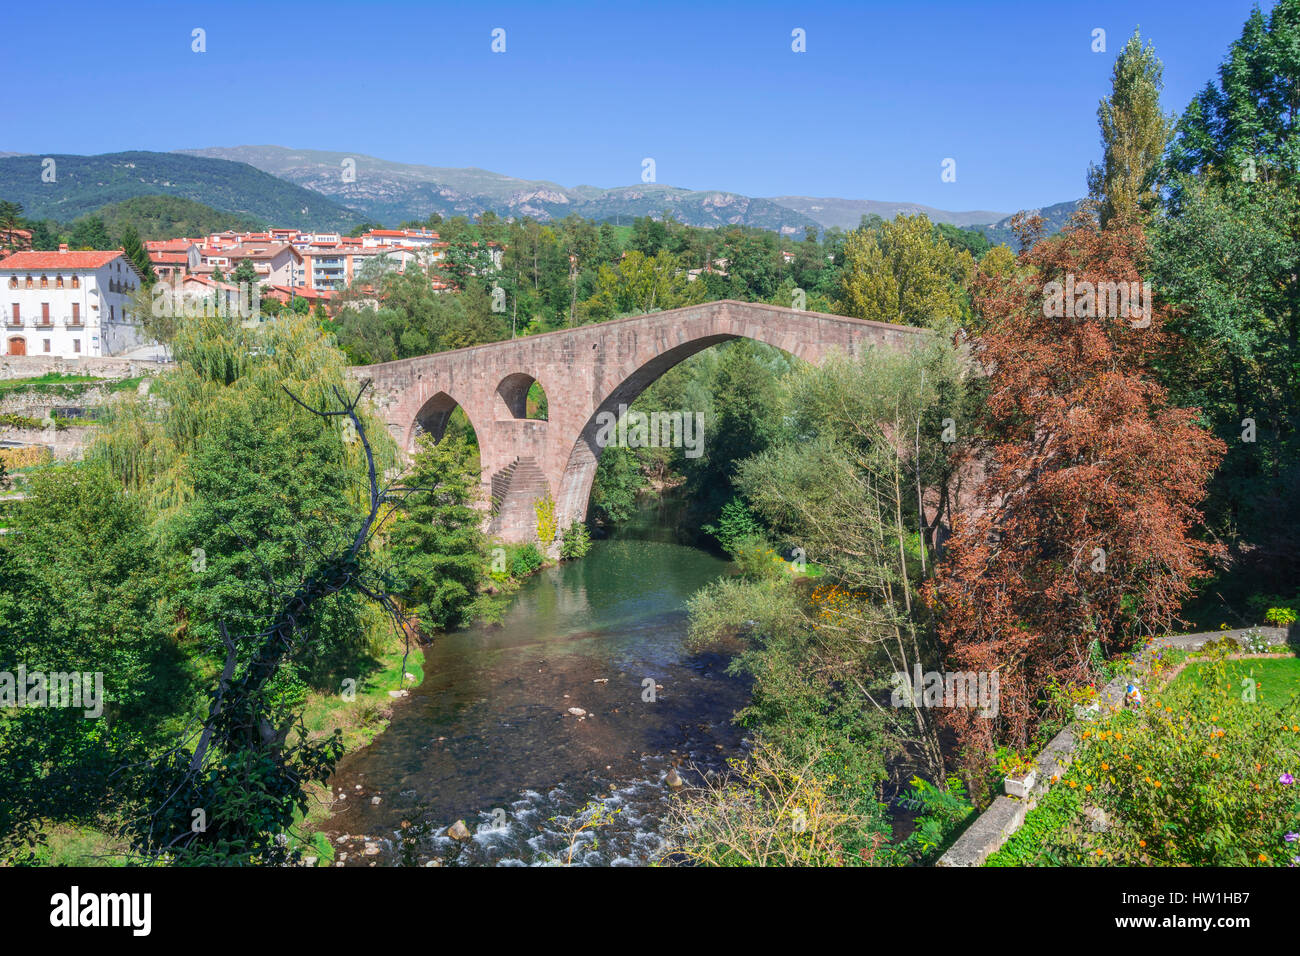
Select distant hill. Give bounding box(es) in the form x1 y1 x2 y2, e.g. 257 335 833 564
89 195 264 240
976 199 1090 246
179 145 824 232
0 151 363 231
767 196 1006 231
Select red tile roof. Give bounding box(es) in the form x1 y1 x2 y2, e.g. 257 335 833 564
0 249 126 270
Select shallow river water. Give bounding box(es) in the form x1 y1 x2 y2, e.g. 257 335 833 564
320 497 749 866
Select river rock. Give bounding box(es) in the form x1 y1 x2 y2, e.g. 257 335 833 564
388 689 409 698
370 795 382 806
447 820 472 842
567 706 587 717
303 856 318 867
364 843 380 856
665 768 684 790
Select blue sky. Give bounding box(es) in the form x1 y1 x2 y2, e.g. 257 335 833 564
0 0 1271 214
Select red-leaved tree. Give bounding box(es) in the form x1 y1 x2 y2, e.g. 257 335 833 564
928 214 1224 782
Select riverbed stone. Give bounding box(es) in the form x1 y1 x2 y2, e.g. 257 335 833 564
447 820 472 841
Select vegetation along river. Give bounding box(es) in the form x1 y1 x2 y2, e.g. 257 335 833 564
320 496 750 866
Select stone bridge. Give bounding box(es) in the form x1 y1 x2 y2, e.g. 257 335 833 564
352 299 926 542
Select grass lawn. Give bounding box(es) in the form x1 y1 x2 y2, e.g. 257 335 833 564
1170 655 1300 705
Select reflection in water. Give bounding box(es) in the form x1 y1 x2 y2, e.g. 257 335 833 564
320 497 748 866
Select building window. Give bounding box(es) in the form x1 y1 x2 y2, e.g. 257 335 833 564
41 302 49 324
71 276 80 289
72 303 80 324
42 339 50 353
56 275 64 288
73 338 81 353
9 303 17 324
109 305 115 321
39 275 48 289
24 275 32 289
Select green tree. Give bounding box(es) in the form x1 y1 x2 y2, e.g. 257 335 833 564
388 433 485 631
68 216 114 250
0 463 181 859
230 258 258 289
119 223 156 285
837 214 973 331
1087 29 1174 227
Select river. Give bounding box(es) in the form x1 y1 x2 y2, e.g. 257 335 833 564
319 495 750 866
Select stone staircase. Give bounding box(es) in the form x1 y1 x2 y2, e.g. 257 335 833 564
490 456 549 540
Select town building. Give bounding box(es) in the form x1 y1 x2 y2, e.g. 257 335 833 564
1 246 146 357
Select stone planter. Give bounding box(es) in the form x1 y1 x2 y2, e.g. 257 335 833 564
1003 770 1037 799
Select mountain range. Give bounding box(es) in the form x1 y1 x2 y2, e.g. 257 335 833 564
179 145 1029 233
1 145 1080 240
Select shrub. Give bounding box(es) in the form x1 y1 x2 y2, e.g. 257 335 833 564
0 445 52 469
1265 607 1297 628
559 521 591 560
701 496 765 554
732 538 787 584
534 493 557 547
663 740 889 867
509 542 544 578
890 775 975 864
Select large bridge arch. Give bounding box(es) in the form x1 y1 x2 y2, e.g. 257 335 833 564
553 333 783 531
353 300 929 544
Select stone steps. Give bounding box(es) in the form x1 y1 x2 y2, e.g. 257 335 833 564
490 456 549 539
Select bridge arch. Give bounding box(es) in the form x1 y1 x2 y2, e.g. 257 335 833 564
495 371 550 421
555 334 802 531
409 389 485 452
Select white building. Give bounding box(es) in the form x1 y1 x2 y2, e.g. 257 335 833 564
1 246 147 357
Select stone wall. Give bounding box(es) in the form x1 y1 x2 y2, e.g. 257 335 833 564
0 355 174 381
0 424 97 461
937 626 1293 867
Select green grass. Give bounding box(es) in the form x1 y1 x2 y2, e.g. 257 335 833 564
1169 655 1300 705
0 373 106 396
291 629 426 863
